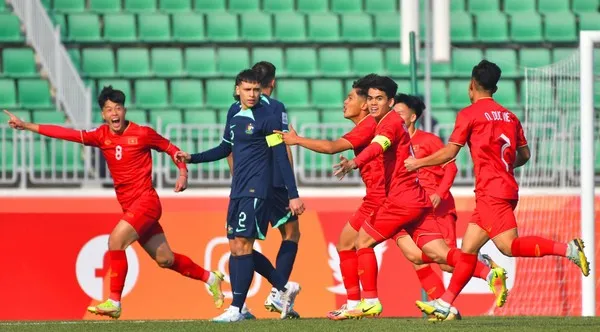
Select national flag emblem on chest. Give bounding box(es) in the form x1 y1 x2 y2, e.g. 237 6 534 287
127 137 138 145
245 123 254 134
412 144 420 153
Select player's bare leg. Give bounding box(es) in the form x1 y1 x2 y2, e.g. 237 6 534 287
142 233 225 309
328 223 361 320
87 220 139 319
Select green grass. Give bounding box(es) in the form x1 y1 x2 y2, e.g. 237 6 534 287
2 317 600 332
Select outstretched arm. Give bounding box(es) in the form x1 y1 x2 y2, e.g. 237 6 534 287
333 135 389 179
275 124 352 154
145 127 188 192
190 141 232 164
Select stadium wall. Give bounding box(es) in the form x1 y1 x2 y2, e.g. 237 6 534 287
0 188 598 319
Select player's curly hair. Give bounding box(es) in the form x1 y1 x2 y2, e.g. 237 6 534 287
252 61 276 88
98 85 126 109
364 75 398 99
472 60 501 93
233 69 260 101
394 93 426 120
352 73 377 98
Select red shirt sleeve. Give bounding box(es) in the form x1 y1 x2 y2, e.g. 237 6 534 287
354 115 395 168
342 121 372 150
516 119 528 147
448 110 472 146
437 161 457 199
38 124 101 147
144 127 187 172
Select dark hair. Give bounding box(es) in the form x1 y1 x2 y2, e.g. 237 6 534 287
394 93 426 120
252 61 276 88
233 69 260 101
352 73 377 98
97 86 125 109
471 60 501 93
365 75 398 99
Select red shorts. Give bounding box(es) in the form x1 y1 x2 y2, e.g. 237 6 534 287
362 199 442 247
348 199 380 231
121 194 164 245
471 195 518 239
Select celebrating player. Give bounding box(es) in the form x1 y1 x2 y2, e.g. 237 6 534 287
405 60 590 321
3 87 224 319
175 69 303 322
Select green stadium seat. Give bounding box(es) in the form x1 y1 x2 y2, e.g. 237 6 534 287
573 0 599 14
171 80 203 108
207 13 239 41
184 109 217 124
0 79 17 108
579 13 600 31
160 0 192 13
449 79 471 108
151 48 183 77
9 110 32 125
375 13 400 42
452 49 483 77
50 13 67 39
97 79 132 105
117 48 150 77
104 14 137 42
206 80 235 108
544 13 576 42
0 0 5 12
229 0 259 12
0 14 23 42
468 0 498 13
172 13 204 42
122 109 146 123
385 48 410 77
82 48 115 78
503 0 535 14
185 48 217 77
54 0 85 12
312 80 343 108
476 12 508 42
552 48 576 62
433 109 457 125
53 140 84 172
3 48 37 77
34 111 65 124
68 48 81 71
595 49 600 73
538 0 569 14
332 0 362 13
274 13 307 42
194 0 225 12
252 48 285 75
90 0 121 13
417 80 448 108
321 109 346 123
485 49 518 78
124 0 156 13
319 48 351 77
263 0 293 13
217 48 250 77
0 138 16 169
451 11 474 42
139 13 171 42
217 108 230 123
353 49 384 76
366 0 397 13
68 14 101 42
308 14 340 42
287 109 319 126
18 79 52 108
285 48 318 77
277 80 310 108
31 140 50 172
149 109 183 130
495 80 518 109
450 0 465 12
394 79 411 94
241 13 272 41
135 80 168 108
510 13 543 42
298 0 328 13
520 48 552 69
341 14 373 42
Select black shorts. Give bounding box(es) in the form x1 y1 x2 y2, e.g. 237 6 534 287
226 197 269 240
269 187 298 228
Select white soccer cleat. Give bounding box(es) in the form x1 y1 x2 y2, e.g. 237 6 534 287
211 306 245 323
280 282 301 319
265 288 300 318
241 304 256 320
567 239 590 277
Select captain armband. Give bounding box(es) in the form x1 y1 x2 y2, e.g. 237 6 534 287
266 133 284 147
371 135 391 151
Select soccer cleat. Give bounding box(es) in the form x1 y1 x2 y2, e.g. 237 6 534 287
478 253 499 269
280 282 301 319
415 299 450 321
264 288 300 318
87 300 121 319
211 306 245 323
241 305 256 320
345 299 383 319
327 304 353 321
427 306 461 322
488 267 509 307
207 271 225 309
567 239 590 277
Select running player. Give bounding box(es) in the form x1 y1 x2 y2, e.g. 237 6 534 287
405 60 589 320
3 86 224 319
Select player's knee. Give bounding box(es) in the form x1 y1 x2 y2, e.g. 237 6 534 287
282 222 300 243
497 244 513 257
107 234 129 250
404 251 423 264
336 239 355 251
355 235 375 249
440 264 454 273
155 252 174 268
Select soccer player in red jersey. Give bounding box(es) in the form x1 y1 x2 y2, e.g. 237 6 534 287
3 86 225 319
405 60 590 320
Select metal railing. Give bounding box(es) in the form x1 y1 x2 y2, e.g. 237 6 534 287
10 0 91 127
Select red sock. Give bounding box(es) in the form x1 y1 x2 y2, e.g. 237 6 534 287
357 248 378 299
440 252 477 304
169 253 210 282
421 252 434 264
473 261 491 280
511 236 567 257
445 248 461 267
415 266 445 300
338 250 360 301
109 250 128 302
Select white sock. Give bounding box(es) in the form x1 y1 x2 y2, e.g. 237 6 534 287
565 242 572 257
206 272 216 285
364 298 379 305
346 299 360 309
486 270 494 283
108 299 121 308
230 305 241 314
437 298 451 308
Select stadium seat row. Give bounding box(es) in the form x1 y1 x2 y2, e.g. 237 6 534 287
43 0 600 15
66 47 586 79
42 11 600 44
0 79 53 109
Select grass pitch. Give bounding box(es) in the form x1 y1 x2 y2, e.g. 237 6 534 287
2 317 600 332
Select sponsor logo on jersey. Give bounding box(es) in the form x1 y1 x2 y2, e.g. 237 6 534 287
245 123 254 134
412 144 420 153
281 112 288 125
104 140 111 145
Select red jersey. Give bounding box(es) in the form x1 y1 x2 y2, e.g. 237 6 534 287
354 111 430 208
448 98 528 199
39 122 186 209
411 130 457 200
341 116 386 202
